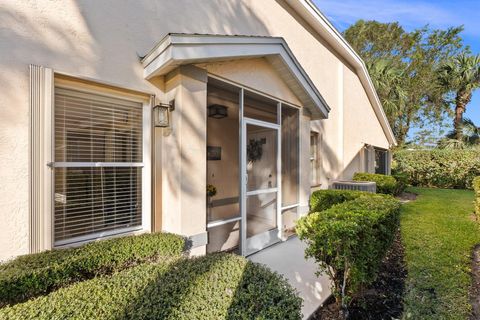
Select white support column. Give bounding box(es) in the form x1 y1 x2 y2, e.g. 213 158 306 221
239 88 246 256
298 111 311 216
162 65 208 255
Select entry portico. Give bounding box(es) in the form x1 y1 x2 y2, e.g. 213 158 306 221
143 34 330 255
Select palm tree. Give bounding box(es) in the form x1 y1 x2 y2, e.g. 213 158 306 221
460 118 480 145
438 118 480 149
366 59 407 136
438 53 480 140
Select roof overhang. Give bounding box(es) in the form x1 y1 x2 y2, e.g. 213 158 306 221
285 0 397 146
142 33 330 119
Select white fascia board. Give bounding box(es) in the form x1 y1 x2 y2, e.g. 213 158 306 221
142 34 330 119
287 0 397 146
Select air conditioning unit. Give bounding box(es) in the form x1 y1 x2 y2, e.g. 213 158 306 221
331 180 376 193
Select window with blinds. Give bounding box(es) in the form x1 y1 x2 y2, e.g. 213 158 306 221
53 88 143 245
374 148 388 175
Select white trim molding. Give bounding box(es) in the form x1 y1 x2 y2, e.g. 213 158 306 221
285 0 397 146
29 65 54 253
141 33 330 120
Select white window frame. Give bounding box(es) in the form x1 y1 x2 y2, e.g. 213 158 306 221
48 76 152 248
310 131 320 187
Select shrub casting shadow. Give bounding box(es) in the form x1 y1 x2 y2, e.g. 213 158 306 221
117 253 302 320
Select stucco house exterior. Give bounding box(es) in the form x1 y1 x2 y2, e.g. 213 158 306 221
0 0 395 263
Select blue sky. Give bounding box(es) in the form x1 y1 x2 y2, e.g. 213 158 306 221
314 0 480 139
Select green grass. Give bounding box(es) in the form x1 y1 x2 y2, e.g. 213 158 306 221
401 187 480 319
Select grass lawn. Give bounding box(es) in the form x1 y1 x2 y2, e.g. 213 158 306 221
401 187 480 319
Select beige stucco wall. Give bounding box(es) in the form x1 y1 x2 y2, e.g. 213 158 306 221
342 65 390 178
0 0 390 260
310 62 391 188
203 58 302 107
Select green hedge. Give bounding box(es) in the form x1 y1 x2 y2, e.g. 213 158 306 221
353 172 404 195
297 194 401 310
309 189 371 213
0 232 186 307
393 149 480 189
474 177 480 218
0 253 302 320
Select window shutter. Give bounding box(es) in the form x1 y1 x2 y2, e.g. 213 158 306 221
29 65 54 253
365 145 375 173
53 88 143 245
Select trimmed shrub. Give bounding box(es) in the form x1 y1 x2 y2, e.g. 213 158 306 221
297 194 401 311
0 232 185 307
474 177 480 218
392 171 409 194
310 189 372 213
353 172 404 195
393 149 480 189
0 253 302 320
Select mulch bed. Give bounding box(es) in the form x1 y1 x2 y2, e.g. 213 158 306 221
396 192 417 203
310 232 407 320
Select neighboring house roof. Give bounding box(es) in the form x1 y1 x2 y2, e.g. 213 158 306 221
142 33 330 120
286 0 397 146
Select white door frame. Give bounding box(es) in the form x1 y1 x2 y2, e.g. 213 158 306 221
240 117 282 256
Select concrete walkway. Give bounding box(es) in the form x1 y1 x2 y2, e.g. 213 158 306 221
248 236 331 319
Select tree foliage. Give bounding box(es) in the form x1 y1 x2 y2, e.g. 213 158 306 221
344 20 466 145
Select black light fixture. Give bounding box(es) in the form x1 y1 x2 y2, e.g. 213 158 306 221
153 100 175 127
208 104 228 119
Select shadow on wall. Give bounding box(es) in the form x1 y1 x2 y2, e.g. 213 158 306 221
0 1 97 125
315 131 366 187
314 127 341 186
0 0 271 226
343 148 364 180
0 0 270 124
74 0 271 86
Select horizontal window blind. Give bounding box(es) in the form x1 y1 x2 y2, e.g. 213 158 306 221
53 88 143 245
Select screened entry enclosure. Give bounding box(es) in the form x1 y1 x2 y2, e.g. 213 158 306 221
206 78 299 256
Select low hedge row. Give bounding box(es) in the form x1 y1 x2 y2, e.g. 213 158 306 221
310 189 371 213
0 253 302 320
474 177 480 218
298 192 401 310
393 149 480 189
0 232 186 307
353 172 405 195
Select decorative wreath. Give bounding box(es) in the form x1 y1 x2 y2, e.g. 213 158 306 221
247 139 263 162
207 184 217 197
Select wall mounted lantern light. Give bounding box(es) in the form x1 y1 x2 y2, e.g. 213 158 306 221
153 100 175 127
208 104 228 119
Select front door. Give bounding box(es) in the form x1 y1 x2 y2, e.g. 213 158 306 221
242 118 281 255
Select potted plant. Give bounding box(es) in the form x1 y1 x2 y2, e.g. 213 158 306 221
207 184 217 220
